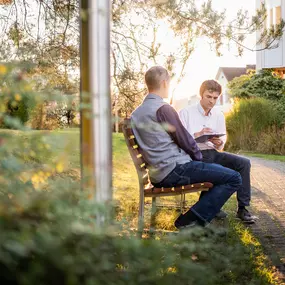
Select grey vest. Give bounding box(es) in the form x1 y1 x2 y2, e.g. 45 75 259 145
131 94 191 183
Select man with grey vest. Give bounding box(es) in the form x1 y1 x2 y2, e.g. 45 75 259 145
131 66 242 229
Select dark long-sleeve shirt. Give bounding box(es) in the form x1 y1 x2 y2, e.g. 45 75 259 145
131 93 201 183
156 104 203 161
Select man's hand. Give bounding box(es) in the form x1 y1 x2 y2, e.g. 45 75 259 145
208 137 223 148
194 127 213 138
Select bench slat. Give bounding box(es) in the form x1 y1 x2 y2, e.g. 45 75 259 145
144 182 213 195
128 138 137 146
125 128 133 137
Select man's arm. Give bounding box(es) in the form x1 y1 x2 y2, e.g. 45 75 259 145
156 104 202 161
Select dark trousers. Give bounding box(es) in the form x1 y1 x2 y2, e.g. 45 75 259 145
153 161 242 224
201 149 251 207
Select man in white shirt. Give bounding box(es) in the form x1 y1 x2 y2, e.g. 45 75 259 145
179 80 256 223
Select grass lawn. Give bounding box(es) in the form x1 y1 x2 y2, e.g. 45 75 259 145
1 128 280 284
241 151 285 162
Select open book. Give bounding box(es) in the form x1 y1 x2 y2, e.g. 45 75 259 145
195 133 226 143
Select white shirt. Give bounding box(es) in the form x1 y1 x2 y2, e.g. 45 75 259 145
179 103 227 151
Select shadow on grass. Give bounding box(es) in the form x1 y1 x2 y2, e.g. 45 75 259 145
246 187 285 283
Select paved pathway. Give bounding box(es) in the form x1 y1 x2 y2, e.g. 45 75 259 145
248 156 285 283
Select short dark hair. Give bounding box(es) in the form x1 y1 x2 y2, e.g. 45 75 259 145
199 80 222 96
145 66 170 91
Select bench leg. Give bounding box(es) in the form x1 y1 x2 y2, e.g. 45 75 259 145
150 197 157 233
182 193 186 209
180 194 183 213
138 190 144 236
180 193 186 213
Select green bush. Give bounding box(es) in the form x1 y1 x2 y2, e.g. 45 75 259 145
227 69 285 125
28 101 79 130
0 64 79 130
228 69 284 101
226 98 283 151
6 100 30 125
273 94 285 122
0 64 38 129
227 70 255 98
0 186 274 285
257 126 285 155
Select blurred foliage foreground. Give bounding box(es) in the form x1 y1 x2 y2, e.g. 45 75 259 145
0 65 278 285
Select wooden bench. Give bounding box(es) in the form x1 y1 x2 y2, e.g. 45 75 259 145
122 118 213 231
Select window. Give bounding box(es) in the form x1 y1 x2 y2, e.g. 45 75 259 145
0 0 12 4
275 6 281 25
266 2 282 28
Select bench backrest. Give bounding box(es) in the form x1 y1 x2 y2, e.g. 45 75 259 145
122 118 150 190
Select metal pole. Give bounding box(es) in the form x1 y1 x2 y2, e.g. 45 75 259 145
89 0 112 203
80 0 112 205
80 0 95 192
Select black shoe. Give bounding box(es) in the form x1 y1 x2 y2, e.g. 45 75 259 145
174 214 185 229
177 220 199 230
236 208 257 224
174 212 203 229
215 210 228 220
174 214 199 230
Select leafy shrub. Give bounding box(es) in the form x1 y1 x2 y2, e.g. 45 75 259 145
225 98 283 151
227 70 255 98
0 64 37 128
29 100 79 130
257 126 285 155
228 69 284 101
0 185 275 285
27 103 45 129
6 100 30 125
227 69 285 126
0 64 79 130
273 94 285 122
46 100 78 129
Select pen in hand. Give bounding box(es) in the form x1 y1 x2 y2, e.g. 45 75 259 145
202 125 213 134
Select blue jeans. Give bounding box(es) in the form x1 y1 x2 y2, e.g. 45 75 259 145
201 150 251 207
153 161 242 224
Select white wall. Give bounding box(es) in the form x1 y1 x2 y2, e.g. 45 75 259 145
216 71 229 105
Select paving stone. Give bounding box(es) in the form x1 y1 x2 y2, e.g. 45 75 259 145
247 156 285 283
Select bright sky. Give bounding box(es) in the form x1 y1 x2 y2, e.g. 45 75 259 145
165 0 257 100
